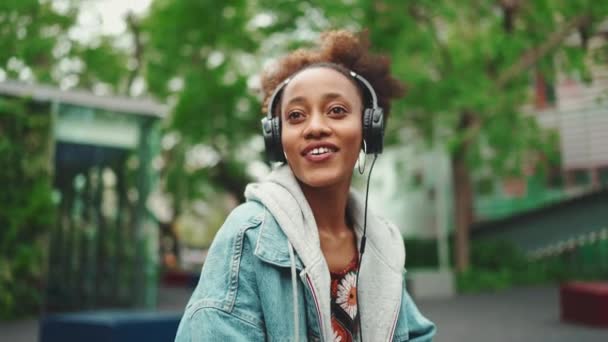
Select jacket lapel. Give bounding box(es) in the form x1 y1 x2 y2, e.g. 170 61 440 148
252 206 333 340
357 237 403 341
348 192 405 341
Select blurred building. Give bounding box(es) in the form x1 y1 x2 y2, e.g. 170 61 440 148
471 32 608 263
0 81 167 311
368 141 451 239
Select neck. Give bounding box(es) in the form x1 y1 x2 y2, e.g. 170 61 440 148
299 176 352 235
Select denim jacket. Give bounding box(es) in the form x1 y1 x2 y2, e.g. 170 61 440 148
175 166 435 341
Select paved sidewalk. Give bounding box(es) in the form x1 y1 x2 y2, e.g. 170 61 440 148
0 318 37 342
417 285 608 342
2 285 606 341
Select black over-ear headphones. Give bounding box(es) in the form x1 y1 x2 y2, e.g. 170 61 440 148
261 69 385 163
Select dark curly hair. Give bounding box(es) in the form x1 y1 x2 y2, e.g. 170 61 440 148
260 30 405 122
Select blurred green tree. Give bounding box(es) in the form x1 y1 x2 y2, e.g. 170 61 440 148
316 0 608 271
138 0 608 271
0 98 54 318
0 0 70 319
141 0 260 224
0 0 130 92
140 0 336 230
0 0 75 83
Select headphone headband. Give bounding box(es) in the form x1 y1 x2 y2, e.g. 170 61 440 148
265 68 379 119
349 71 378 109
266 78 291 119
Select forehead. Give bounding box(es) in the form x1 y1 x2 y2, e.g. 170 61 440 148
281 67 361 103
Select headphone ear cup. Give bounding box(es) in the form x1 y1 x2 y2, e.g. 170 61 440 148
362 108 374 153
363 108 384 154
363 108 372 153
271 117 286 162
261 117 274 161
261 116 285 163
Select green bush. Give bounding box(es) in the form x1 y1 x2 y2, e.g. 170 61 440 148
406 237 608 294
403 238 441 269
0 98 55 319
470 239 527 271
456 268 512 293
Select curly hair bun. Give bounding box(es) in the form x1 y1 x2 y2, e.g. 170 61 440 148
260 29 405 120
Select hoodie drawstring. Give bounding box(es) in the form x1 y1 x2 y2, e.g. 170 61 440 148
287 241 300 342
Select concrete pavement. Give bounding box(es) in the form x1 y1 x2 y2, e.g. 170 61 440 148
418 285 608 341
1 285 606 341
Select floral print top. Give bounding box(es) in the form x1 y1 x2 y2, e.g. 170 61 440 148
330 254 359 342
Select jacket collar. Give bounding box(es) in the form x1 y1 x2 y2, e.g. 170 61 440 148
249 192 405 274
246 166 405 273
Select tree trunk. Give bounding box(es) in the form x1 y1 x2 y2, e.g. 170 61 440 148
452 154 474 272
451 110 477 272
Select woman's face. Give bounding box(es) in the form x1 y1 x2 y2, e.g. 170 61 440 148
280 67 363 188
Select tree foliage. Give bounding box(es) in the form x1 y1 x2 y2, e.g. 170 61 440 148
313 0 608 270
138 1 608 269
141 0 264 211
0 0 130 92
0 0 75 83
0 98 55 319
5 0 589 271
315 0 605 166
141 1 341 211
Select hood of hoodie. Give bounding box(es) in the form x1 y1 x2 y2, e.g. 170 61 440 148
245 165 406 341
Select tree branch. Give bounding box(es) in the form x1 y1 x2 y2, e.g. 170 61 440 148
499 0 520 33
125 12 143 95
407 4 453 75
497 13 591 87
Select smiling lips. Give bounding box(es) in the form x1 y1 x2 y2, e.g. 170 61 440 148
301 143 339 162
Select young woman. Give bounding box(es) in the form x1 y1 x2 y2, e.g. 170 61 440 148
175 30 435 341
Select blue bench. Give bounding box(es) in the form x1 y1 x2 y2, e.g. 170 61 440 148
40 310 182 342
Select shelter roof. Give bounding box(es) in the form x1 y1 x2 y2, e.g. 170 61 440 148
0 80 167 118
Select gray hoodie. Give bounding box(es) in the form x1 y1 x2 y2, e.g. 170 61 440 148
245 165 433 341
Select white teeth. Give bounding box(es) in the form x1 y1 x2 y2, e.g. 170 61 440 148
310 147 333 155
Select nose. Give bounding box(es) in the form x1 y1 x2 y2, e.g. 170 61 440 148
303 111 331 139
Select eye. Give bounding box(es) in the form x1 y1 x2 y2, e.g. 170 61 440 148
286 111 304 122
328 106 347 116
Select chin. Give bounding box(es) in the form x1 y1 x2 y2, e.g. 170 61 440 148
293 167 351 189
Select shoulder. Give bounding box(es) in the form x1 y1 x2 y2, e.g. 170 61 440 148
197 201 268 280
373 214 406 254
180 201 268 330
193 200 268 294
364 212 407 272
222 201 266 232
208 201 266 246
349 189 403 244
375 215 403 240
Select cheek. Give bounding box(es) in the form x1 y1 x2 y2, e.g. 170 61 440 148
346 137 363 165
280 127 299 157
345 121 363 150
344 123 363 157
